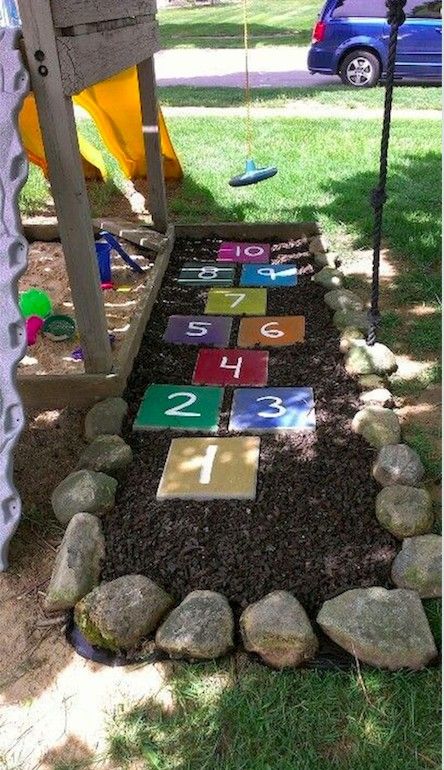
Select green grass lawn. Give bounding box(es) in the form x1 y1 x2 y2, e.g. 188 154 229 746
158 0 320 49
159 84 443 110
105 660 441 770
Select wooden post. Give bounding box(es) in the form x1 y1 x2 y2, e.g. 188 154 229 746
137 56 168 233
17 0 113 374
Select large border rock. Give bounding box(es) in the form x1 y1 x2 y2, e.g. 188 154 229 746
325 289 363 312
84 397 128 443
75 574 173 651
373 444 425 487
45 513 105 611
376 485 434 538
317 587 437 670
156 590 234 660
345 340 398 376
76 434 133 478
312 267 344 290
391 535 442 597
51 469 117 525
240 591 318 668
352 406 401 449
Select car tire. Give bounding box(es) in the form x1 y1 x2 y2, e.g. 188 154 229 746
339 50 381 87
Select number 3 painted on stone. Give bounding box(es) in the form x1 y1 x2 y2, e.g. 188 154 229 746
256 396 286 418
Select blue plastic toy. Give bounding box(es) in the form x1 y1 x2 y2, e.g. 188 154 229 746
95 230 144 286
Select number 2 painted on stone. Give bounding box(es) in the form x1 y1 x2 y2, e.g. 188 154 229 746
164 392 201 418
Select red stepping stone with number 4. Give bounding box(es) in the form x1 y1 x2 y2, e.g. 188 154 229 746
192 348 269 387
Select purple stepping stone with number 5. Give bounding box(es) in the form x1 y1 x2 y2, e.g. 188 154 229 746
164 315 232 347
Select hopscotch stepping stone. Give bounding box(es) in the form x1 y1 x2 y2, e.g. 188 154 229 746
193 348 269 387
217 242 270 263
240 264 298 288
177 263 235 287
229 387 316 432
164 316 232 347
157 436 260 500
205 288 267 316
238 316 305 347
133 385 223 432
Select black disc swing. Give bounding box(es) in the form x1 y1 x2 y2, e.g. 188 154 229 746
367 0 407 346
229 0 278 187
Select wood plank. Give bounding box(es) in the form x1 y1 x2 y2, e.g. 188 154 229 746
50 0 156 28
56 20 160 94
137 56 168 233
174 222 320 240
18 372 122 409
117 225 174 383
92 217 168 252
17 0 113 374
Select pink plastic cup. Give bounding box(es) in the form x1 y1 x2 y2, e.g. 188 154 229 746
26 315 44 345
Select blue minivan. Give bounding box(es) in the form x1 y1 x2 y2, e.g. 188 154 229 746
308 0 442 86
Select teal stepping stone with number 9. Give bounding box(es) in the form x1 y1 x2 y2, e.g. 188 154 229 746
133 384 223 432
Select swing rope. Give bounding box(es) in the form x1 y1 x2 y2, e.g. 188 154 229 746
242 0 253 158
367 0 407 346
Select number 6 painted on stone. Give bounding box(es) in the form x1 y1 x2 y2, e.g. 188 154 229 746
260 322 285 339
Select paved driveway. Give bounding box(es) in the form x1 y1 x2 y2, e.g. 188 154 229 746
155 46 340 88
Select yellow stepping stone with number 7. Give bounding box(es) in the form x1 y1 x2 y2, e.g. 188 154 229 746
205 288 267 316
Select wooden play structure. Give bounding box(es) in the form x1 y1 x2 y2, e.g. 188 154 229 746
16 0 176 404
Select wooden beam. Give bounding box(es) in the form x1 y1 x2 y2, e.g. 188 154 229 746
50 0 156 28
92 217 168 251
174 222 320 240
56 20 160 94
137 56 168 233
17 0 113 374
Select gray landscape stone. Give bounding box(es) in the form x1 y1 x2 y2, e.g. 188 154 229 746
84 397 128 442
352 406 401 449
359 388 394 408
312 267 344 290
75 574 174 650
391 535 442 597
345 340 398 376
309 234 329 255
76 434 133 477
317 587 437 670
324 289 363 313
376 485 434 539
240 590 318 668
314 252 340 269
51 470 117 525
373 444 425 487
339 326 365 354
156 590 234 660
333 309 370 332
45 513 105 611
358 375 389 390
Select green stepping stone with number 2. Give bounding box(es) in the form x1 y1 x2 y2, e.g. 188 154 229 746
205 288 267 316
133 384 223 432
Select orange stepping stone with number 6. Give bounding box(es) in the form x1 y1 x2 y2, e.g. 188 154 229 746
238 316 305 347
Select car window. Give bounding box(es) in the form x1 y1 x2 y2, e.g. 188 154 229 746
332 0 388 18
404 1 442 18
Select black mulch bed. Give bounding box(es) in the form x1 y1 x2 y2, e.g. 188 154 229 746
102 236 398 619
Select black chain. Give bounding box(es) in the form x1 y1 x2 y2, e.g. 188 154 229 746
367 0 407 346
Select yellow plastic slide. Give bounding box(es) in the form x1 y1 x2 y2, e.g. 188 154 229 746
19 67 182 182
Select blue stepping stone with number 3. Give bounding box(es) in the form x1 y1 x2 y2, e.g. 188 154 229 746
229 387 315 432
240 264 298 288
